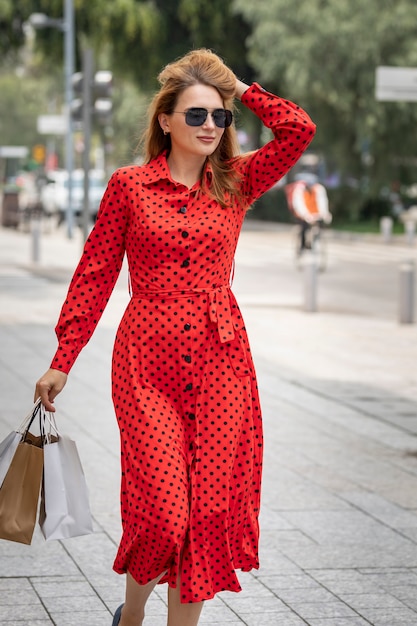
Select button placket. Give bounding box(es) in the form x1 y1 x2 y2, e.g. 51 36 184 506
180 308 196 422
178 199 195 416
178 203 191 272
182 319 193 377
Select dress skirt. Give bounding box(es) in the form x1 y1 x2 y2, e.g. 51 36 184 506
111 286 263 603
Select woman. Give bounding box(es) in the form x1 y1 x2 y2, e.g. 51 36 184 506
35 49 315 626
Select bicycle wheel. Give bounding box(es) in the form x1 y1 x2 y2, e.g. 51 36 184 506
311 226 327 272
293 224 304 270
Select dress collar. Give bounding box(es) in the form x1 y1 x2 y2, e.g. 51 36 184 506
141 151 213 189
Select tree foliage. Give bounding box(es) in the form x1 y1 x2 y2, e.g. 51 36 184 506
0 72 53 148
4 0 417 217
4 0 253 87
1 0 254 173
0 0 26 57
233 0 417 196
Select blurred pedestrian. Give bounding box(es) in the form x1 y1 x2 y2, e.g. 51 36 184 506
285 174 332 253
34 49 316 626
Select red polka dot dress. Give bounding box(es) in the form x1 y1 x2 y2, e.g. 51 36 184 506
51 84 315 603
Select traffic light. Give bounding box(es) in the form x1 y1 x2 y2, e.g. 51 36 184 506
71 70 113 125
94 71 113 124
71 72 84 122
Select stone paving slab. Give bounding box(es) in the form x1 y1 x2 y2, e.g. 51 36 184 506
1 224 417 624
304 617 370 626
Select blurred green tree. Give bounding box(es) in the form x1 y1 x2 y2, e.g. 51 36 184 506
0 72 50 148
1 0 255 169
233 0 417 218
3 0 253 87
0 1 25 56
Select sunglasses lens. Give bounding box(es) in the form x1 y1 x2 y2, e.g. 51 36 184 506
184 108 233 128
212 109 233 128
185 108 207 126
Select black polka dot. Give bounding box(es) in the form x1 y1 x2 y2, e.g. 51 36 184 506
50 82 315 603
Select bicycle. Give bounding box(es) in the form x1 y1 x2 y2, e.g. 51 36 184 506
294 219 327 272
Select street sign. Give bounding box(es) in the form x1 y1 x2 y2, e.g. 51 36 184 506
375 66 417 102
37 114 68 135
0 146 29 158
32 144 46 164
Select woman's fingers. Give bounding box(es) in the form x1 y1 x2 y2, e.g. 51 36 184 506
34 369 68 412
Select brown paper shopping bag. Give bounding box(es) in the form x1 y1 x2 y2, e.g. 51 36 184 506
0 405 44 545
0 441 43 544
0 398 43 488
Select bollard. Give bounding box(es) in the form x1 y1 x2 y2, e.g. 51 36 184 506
380 216 393 244
31 212 41 264
304 252 317 312
398 260 415 324
405 220 416 247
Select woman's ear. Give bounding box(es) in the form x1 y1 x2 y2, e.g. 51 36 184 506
158 113 170 135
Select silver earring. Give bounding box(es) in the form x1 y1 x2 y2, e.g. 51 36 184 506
164 130 169 136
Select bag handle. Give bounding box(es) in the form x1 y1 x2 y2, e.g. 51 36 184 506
19 399 60 446
19 399 42 438
42 410 61 443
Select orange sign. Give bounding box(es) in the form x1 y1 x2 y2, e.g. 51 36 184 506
32 144 46 163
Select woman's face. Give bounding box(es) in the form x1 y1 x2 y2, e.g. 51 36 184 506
160 83 226 160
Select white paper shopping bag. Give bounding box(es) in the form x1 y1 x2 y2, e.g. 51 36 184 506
0 431 21 488
0 399 42 488
40 431 94 541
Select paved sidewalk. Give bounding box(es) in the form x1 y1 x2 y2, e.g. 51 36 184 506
1 223 417 625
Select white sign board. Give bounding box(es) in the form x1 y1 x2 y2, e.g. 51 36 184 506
37 114 68 135
375 66 417 102
0 146 29 158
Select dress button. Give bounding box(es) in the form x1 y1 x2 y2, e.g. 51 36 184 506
185 383 193 391
179 206 187 214
181 259 190 268
184 323 191 331
181 231 189 238
184 355 192 363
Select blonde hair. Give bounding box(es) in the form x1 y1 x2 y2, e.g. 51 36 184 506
141 49 242 207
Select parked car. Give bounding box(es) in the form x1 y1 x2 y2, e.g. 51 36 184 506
40 169 106 225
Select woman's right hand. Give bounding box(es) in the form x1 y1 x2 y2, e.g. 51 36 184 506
235 78 250 101
34 368 68 412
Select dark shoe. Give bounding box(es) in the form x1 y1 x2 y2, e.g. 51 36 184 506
112 604 124 626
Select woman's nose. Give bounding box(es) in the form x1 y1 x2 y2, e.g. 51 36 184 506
202 113 216 128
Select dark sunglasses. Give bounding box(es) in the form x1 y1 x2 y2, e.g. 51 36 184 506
173 107 233 128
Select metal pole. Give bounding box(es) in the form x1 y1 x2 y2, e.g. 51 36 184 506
31 211 41 264
82 48 93 243
399 260 415 324
405 220 416 246
304 253 318 312
64 0 75 239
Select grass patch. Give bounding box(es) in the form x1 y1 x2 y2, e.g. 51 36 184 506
333 220 404 234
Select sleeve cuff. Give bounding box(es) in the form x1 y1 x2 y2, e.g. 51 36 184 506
50 344 79 375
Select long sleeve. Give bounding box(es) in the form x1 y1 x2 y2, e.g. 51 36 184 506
50 171 129 374
236 83 316 206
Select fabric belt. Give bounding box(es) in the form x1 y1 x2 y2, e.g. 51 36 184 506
131 285 249 376
131 285 238 345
